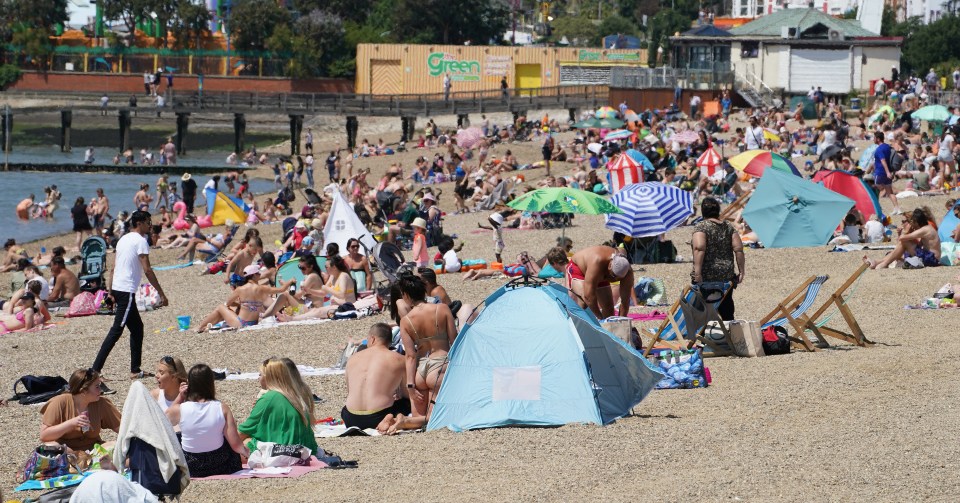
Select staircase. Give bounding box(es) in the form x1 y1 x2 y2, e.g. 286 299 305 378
734 71 776 109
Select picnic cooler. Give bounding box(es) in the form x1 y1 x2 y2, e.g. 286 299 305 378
726 320 764 357
602 317 642 349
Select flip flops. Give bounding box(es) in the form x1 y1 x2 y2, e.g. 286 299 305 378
130 371 155 380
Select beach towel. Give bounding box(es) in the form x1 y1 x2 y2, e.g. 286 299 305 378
14 473 89 492
830 244 896 252
190 457 326 480
225 365 344 381
628 311 668 321
313 424 424 437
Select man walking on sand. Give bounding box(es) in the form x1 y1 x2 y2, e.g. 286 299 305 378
92 210 168 394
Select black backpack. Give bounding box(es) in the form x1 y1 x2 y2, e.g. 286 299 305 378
12 375 67 405
761 326 791 355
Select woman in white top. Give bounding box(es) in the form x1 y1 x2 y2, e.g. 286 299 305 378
165 364 247 477
938 130 955 189
150 356 187 413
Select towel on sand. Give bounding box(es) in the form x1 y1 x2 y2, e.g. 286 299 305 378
191 457 326 480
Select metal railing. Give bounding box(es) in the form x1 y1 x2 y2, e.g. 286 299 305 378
610 67 734 89
734 69 776 107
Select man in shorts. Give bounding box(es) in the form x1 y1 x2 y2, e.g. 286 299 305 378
342 323 410 430
47 256 80 308
872 132 902 215
565 245 634 319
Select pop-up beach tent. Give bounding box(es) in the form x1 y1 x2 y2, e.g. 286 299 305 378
427 280 663 432
324 189 376 255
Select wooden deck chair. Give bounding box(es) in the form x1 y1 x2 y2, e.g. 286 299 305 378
643 282 731 356
806 263 872 347
677 283 733 356
719 190 752 221
759 275 830 352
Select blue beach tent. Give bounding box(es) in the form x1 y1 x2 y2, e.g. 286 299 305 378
427 281 663 432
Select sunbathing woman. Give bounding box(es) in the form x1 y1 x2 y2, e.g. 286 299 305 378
0 291 37 334
278 255 356 321
196 265 296 332
343 238 373 292
238 358 318 454
396 274 456 418
150 356 187 413
262 253 325 318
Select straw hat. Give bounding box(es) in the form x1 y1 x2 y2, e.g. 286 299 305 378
412 217 427 229
181 173 191 181
311 218 323 230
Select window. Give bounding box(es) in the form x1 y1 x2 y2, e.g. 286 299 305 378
741 42 759 59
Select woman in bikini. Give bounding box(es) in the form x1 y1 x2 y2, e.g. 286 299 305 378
0 291 37 334
278 255 356 321
396 274 456 418
343 238 373 292
262 253 325 318
196 265 295 332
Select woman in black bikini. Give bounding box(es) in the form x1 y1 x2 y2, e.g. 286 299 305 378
397 274 455 418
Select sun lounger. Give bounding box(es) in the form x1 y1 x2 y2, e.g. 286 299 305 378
805 263 872 347
759 275 829 352
643 282 731 357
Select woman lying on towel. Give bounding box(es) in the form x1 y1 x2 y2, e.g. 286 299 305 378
165 364 248 477
0 291 38 334
277 255 357 321
196 265 296 332
238 358 318 455
39 368 122 452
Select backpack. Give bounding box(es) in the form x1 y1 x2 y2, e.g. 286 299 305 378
761 326 791 355
12 375 67 405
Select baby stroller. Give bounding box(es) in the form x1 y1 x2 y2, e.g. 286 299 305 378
362 239 406 305
79 236 108 293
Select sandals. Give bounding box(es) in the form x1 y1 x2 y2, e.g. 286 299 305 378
130 371 155 380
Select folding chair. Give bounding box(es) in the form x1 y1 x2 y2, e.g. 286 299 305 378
719 190 752 222
806 263 872 347
758 275 830 352
643 282 731 357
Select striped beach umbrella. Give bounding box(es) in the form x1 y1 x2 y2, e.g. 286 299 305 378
696 146 723 176
602 129 632 142
728 150 801 178
605 182 694 238
595 106 618 119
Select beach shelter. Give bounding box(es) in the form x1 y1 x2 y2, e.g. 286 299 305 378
324 189 376 256
427 281 663 432
813 169 884 222
607 153 643 192
605 182 694 238
208 192 247 226
939 203 960 243
696 146 723 176
728 150 801 178
742 169 855 248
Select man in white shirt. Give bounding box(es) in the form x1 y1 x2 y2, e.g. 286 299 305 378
92 210 167 392
744 117 764 150
689 95 701 119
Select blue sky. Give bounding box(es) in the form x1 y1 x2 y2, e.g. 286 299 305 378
69 1 97 27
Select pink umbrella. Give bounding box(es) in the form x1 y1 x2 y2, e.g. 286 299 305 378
671 130 700 144
697 146 723 176
455 127 485 149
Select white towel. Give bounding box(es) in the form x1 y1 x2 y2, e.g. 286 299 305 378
113 381 190 493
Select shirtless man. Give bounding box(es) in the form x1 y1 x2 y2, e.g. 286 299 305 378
865 209 941 269
1 239 26 272
342 323 411 430
48 256 80 308
565 245 634 319
93 188 110 234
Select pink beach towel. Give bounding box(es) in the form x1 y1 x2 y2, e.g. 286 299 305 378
192 457 327 481
628 311 667 322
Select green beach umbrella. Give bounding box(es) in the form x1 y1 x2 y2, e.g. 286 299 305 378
508 187 623 215
913 105 951 122
597 117 625 129
572 117 601 129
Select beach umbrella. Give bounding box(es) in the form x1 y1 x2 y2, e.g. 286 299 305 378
858 144 877 169
728 150 801 178
597 117 625 129
913 105 952 122
572 117 601 129
742 169 855 248
603 129 632 142
455 127 484 149
623 109 640 122
696 146 723 176
607 153 643 193
587 142 603 155
813 169 884 222
625 149 656 172
763 128 781 142
507 187 622 215
595 106 618 119
605 182 694 238
671 130 700 144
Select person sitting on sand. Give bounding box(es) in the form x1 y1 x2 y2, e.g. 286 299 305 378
165 364 248 477
277 255 356 321
397 274 455 418
150 356 187 413
47 256 81 308
223 237 262 286
865 209 941 269
0 239 27 273
343 238 373 292
262 253 325 318
176 222 227 263
39 368 121 452
0 291 38 334
566 245 634 319
238 358 318 454
342 323 411 430
197 265 295 332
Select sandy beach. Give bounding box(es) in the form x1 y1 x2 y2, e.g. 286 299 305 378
3 110 960 502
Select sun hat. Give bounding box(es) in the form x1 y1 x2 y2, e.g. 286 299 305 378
242 264 261 277
422 193 436 203
311 218 323 230
181 173 191 181
488 213 504 226
295 220 307 229
412 217 427 229
610 255 631 278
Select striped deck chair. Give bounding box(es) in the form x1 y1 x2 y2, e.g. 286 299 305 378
806 263 872 347
643 282 731 357
758 274 829 352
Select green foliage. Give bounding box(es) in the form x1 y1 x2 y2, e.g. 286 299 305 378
9 0 68 30
647 9 691 66
228 0 290 52
549 16 598 46
0 63 21 89
899 15 960 74
880 5 897 36
169 0 212 50
593 15 636 45
11 27 54 68
387 0 510 44
266 9 347 78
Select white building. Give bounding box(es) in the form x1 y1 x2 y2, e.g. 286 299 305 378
888 0 954 23
732 0 860 18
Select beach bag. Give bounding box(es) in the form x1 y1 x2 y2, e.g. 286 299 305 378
16 445 77 483
66 291 98 317
331 302 358 320
135 283 161 312
248 442 311 469
653 349 708 389
12 375 67 405
602 317 642 349
727 320 764 357
761 326 791 355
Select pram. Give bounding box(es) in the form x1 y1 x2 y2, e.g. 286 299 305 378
79 236 108 293
361 239 407 305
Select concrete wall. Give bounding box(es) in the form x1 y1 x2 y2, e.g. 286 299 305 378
858 46 900 89
6 72 354 94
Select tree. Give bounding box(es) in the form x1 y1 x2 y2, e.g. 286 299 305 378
899 14 960 74
10 0 68 30
549 15 598 46
169 0 212 50
99 0 172 38
647 9 692 66
388 0 510 45
227 0 290 52
293 0 373 23
593 14 636 46
11 27 55 69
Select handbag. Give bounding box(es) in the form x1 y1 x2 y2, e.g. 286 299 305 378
16 445 79 483
727 320 764 357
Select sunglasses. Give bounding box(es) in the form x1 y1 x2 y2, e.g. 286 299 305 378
298 265 309 271
162 356 175 367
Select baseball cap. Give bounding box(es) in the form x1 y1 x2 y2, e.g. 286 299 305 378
242 264 262 277
610 255 630 278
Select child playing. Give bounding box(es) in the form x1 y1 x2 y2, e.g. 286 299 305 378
411 217 429 267
477 213 505 263
438 236 461 273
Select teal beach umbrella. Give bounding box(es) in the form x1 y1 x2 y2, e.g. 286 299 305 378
741 168 854 248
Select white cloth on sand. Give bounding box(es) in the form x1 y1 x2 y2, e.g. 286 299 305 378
225 364 344 381
70 470 159 503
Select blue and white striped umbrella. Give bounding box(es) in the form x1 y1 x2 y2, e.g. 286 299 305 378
605 182 694 237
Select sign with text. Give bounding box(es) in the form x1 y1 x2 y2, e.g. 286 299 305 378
427 52 481 81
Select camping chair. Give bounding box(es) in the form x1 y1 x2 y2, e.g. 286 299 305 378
78 236 108 293
758 274 830 352
720 190 752 222
804 263 872 347
199 224 240 264
643 282 732 357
